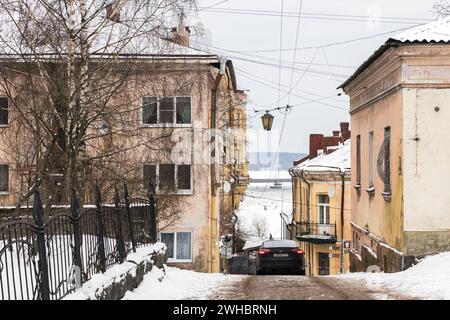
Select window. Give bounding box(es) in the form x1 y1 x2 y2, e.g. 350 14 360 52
318 195 330 224
383 127 391 194
177 165 191 190
368 131 375 189
143 164 156 188
143 164 192 193
142 97 157 124
377 127 391 199
160 232 192 261
356 135 361 187
176 97 191 124
159 164 175 192
141 96 191 125
0 165 9 192
0 97 8 125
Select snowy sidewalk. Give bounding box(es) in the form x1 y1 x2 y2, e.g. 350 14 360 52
122 266 245 300
337 252 450 300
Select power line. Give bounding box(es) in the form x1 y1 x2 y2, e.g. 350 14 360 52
232 24 424 53
198 7 431 25
198 7 433 22
243 193 352 212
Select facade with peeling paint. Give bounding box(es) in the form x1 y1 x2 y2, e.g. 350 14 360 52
340 17 450 272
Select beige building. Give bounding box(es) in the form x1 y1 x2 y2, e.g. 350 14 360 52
0 20 248 273
290 125 351 276
339 17 450 272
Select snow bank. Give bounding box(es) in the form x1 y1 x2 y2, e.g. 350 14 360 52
122 266 243 300
340 252 450 300
64 243 166 300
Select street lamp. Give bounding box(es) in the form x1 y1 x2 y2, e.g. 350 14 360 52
261 111 274 131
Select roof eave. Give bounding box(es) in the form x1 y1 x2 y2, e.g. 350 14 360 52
338 39 401 91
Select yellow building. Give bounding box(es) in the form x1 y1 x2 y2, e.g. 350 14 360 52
290 136 351 276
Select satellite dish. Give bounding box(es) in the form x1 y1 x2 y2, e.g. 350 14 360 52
328 186 335 198
366 265 381 273
223 181 231 193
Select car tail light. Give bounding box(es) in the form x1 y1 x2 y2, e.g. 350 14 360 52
258 249 271 255
292 249 304 254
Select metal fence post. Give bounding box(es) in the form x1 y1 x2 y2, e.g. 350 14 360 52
124 183 136 252
33 186 50 300
70 187 83 286
94 185 107 273
147 182 157 244
114 188 126 263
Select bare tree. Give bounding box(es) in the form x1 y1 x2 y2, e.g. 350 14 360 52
0 0 198 210
433 0 450 17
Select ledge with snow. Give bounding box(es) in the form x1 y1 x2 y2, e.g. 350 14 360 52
64 243 167 300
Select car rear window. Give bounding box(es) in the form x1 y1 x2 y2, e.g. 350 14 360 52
262 240 298 248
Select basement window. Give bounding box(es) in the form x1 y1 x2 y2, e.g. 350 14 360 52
0 97 8 125
0 164 9 192
160 231 192 261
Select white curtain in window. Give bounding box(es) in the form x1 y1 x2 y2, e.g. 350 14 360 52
176 232 191 260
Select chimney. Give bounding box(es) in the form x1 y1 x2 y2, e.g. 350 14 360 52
332 130 340 137
340 122 350 142
106 2 121 22
167 10 190 47
322 136 340 154
309 134 324 159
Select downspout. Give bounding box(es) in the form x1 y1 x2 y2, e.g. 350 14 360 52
299 170 312 276
288 168 296 239
340 172 345 274
208 57 227 272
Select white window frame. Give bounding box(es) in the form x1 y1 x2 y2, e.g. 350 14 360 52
140 96 192 128
0 96 9 127
159 231 193 262
0 164 10 194
143 163 193 195
317 194 330 224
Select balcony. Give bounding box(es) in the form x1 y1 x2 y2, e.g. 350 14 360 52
296 222 337 244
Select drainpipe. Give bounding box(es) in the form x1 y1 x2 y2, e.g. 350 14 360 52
288 168 296 239
299 170 312 276
340 172 346 274
208 57 227 273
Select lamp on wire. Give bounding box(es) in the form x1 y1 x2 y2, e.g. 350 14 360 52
261 111 274 131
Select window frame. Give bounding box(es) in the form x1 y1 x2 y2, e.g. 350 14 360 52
355 134 361 189
367 131 375 193
0 96 9 127
159 231 193 262
140 96 192 128
317 194 330 224
143 163 193 195
0 164 10 194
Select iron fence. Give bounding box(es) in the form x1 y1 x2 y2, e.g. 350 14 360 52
0 183 158 300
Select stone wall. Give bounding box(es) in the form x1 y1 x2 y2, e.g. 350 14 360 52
65 245 167 300
350 243 415 273
405 230 450 257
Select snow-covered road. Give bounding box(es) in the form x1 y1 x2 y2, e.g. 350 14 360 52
122 266 245 300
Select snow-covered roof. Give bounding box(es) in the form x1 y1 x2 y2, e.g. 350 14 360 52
340 16 450 89
292 139 351 174
391 16 450 43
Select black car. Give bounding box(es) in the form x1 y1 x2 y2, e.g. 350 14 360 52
256 240 305 275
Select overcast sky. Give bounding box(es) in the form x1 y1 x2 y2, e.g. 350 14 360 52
192 0 438 153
